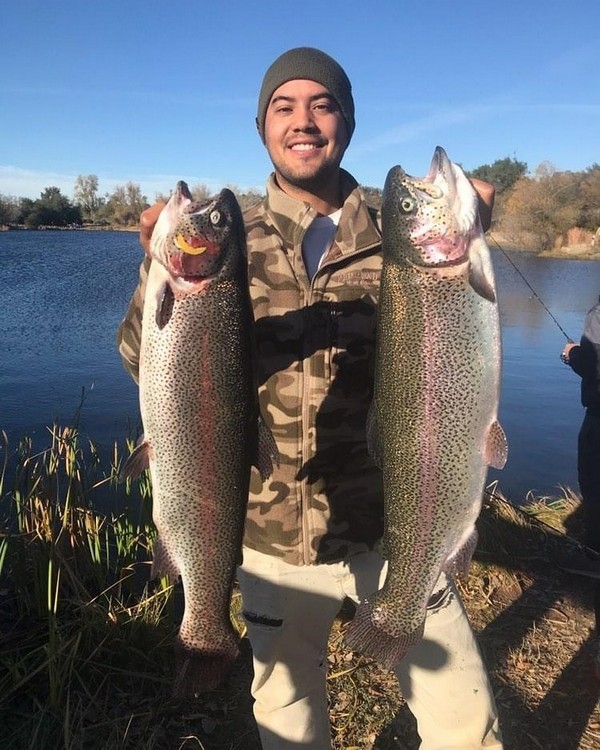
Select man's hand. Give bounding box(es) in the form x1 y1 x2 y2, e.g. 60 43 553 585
561 340 577 364
470 178 495 233
140 201 166 257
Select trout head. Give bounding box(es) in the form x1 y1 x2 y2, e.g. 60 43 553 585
150 181 246 292
382 146 479 269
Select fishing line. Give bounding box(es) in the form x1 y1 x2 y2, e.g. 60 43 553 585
488 233 573 342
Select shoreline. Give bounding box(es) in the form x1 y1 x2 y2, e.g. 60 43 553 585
3 225 599 261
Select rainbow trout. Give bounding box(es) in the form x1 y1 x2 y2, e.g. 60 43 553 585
345 147 507 669
122 182 276 694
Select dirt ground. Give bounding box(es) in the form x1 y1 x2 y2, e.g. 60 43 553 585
167 493 600 750
368 495 600 750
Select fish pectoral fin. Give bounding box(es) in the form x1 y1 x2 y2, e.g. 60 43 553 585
255 416 280 481
468 234 496 303
366 400 382 469
119 438 153 481
485 420 508 470
156 283 175 330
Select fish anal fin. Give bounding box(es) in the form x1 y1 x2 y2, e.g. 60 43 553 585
485 420 508 470
119 439 153 481
444 528 478 579
150 535 181 581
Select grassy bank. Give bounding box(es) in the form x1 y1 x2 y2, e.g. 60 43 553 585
1 427 598 749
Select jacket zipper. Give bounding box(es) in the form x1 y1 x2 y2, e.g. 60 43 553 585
299 241 382 565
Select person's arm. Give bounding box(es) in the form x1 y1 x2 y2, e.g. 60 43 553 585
116 255 151 383
139 201 165 256
564 337 597 378
116 202 165 383
470 178 495 233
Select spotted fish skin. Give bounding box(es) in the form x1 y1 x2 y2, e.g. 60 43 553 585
122 182 275 694
345 147 507 669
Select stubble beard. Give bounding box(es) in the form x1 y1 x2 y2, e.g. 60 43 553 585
275 158 340 195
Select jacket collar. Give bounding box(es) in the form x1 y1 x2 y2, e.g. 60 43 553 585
264 169 381 258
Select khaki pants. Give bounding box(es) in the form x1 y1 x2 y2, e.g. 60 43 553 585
237 547 502 750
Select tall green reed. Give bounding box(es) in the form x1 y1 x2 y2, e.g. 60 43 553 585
0 422 176 747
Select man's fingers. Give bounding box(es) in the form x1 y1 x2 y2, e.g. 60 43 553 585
470 178 495 233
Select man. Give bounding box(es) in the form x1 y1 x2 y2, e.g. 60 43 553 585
561 295 600 678
561 295 600 557
118 47 502 749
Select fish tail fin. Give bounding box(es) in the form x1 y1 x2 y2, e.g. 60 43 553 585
344 599 422 671
172 637 239 697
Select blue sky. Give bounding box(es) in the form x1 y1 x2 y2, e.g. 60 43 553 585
1 0 599 202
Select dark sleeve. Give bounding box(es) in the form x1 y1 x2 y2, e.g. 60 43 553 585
568 336 597 379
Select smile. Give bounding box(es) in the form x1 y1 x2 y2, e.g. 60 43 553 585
290 143 322 151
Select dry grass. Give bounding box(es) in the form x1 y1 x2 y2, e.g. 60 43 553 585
1 428 599 749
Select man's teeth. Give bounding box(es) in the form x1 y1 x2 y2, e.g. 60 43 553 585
291 143 319 151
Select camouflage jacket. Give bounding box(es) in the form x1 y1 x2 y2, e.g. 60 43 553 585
117 169 384 565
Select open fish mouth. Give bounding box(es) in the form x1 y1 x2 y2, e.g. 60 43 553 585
168 197 228 280
169 232 222 279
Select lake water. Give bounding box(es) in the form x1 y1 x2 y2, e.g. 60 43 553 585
1 230 598 505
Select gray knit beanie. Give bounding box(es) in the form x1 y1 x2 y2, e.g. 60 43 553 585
256 47 355 144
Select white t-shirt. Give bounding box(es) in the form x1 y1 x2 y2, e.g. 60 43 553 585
302 209 342 280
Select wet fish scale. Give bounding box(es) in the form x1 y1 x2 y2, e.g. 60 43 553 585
122 183 275 694
345 147 507 669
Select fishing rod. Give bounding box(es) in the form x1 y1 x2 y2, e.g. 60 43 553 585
487 232 573 343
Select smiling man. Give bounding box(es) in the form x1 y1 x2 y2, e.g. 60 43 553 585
118 46 501 750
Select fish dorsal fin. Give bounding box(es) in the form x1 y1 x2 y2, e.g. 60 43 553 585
485 420 508 470
468 234 496 303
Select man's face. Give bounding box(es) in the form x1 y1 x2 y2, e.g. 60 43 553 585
263 79 349 193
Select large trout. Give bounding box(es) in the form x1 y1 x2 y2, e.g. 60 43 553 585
345 147 507 669
122 182 276 694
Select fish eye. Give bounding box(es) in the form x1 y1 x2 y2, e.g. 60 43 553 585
209 210 222 225
400 197 415 213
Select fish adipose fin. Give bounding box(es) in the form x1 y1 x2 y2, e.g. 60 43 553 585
172 638 239 697
345 599 423 671
468 234 496 303
485 420 508 470
118 439 152 481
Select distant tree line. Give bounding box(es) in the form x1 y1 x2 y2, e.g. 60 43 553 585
1 161 599 253
360 157 600 253
0 175 266 230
